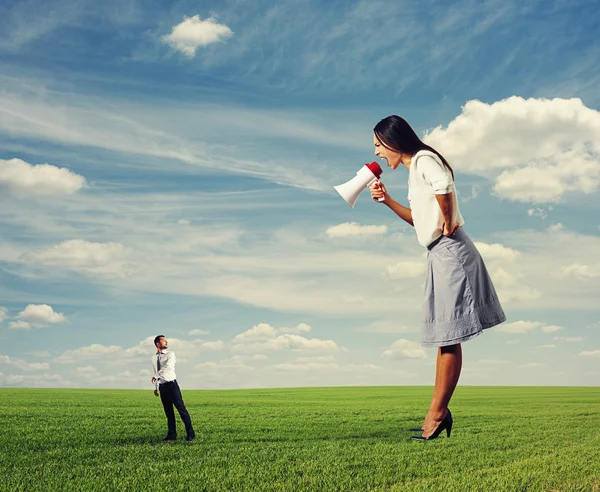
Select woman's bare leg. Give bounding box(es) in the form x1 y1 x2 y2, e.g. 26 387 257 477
422 343 462 437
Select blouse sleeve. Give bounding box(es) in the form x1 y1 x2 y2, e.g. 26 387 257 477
417 155 453 194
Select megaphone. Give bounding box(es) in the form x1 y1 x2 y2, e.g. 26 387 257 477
334 162 384 208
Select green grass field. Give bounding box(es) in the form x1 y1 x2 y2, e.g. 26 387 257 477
1 386 599 491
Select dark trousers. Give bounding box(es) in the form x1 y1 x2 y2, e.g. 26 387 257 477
159 380 194 437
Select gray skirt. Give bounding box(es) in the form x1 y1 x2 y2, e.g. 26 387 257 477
422 227 506 347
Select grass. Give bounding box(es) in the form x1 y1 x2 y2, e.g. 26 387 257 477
1 386 599 491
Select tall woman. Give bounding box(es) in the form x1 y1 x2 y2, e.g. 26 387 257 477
369 115 506 441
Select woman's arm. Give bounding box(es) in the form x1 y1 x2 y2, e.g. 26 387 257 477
370 182 414 226
435 192 460 236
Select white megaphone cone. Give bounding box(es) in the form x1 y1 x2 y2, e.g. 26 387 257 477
334 162 384 208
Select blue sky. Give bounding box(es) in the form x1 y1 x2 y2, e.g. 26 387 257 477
1 0 599 389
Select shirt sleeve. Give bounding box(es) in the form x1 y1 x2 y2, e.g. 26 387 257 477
417 155 453 194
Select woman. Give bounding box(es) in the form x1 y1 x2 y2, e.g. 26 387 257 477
369 115 506 441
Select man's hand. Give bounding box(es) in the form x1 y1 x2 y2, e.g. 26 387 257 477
151 377 157 383
154 389 159 397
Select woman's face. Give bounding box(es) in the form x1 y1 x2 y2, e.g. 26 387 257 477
373 134 403 170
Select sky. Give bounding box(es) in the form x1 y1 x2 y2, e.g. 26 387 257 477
1 0 599 389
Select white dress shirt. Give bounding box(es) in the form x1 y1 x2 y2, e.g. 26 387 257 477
152 350 177 389
408 150 465 247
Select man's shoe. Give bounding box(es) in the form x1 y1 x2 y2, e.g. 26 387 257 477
162 435 177 441
186 434 195 441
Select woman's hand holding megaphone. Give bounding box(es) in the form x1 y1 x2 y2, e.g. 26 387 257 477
369 181 388 203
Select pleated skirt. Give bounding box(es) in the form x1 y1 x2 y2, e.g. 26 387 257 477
422 227 506 347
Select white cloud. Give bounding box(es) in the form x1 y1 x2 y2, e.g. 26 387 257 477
0 307 6 324
528 207 553 219
162 15 233 57
580 350 600 358
0 158 86 196
0 373 74 388
494 153 600 203
75 365 100 378
553 337 584 343
360 320 416 334
489 267 541 304
21 239 133 278
279 323 312 334
233 333 343 354
424 97 600 203
540 325 562 333
474 359 508 365
232 322 312 342
497 320 562 334
381 339 426 360
189 329 210 336
520 363 545 368
201 341 226 351
473 242 519 262
326 222 388 238
0 355 49 371
9 304 67 330
547 223 564 233
385 261 425 279
559 263 600 280
536 344 556 349
56 344 123 364
232 323 279 342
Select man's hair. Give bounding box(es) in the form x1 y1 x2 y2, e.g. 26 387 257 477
154 335 165 346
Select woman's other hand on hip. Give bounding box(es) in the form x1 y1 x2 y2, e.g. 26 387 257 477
443 222 460 237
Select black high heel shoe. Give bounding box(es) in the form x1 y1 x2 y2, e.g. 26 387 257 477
411 410 452 441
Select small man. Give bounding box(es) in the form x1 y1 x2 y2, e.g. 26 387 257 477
152 335 196 441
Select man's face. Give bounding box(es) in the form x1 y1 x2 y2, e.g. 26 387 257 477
156 337 168 351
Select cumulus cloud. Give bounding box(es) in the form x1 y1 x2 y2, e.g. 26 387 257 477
233 334 343 354
0 355 49 371
494 152 599 203
231 323 342 354
385 261 424 279
520 363 545 369
553 336 584 343
232 322 312 342
528 207 553 219
580 350 600 357
326 222 388 238
424 97 600 203
162 15 233 57
559 263 600 279
189 329 210 336
488 267 541 304
547 223 564 233
497 320 562 334
0 373 74 388
381 339 426 360
9 304 66 330
473 242 519 262
0 158 86 195
55 344 122 364
22 239 133 278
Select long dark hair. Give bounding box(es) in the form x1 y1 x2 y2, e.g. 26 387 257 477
374 115 454 179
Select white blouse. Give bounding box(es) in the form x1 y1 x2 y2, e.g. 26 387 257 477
408 150 464 247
